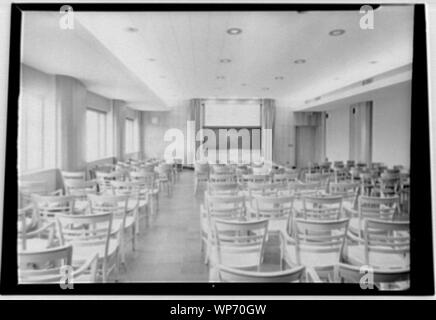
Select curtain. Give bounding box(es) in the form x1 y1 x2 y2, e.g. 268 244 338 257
261 99 276 164
189 99 203 163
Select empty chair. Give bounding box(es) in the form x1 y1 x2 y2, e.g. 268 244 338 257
346 195 400 237
61 171 86 186
343 219 410 271
359 172 377 196
130 171 159 215
156 163 173 196
96 171 126 193
215 264 311 283
64 180 98 202
56 212 119 282
201 195 246 263
32 194 76 222
246 182 285 198
334 263 409 290
249 194 294 235
111 180 147 234
346 160 355 169
18 244 98 284
272 172 299 185
333 161 345 169
194 162 210 195
298 195 343 220
208 218 269 270
88 194 135 265
334 168 350 183
329 181 359 204
377 172 401 197
281 218 349 281
290 181 323 199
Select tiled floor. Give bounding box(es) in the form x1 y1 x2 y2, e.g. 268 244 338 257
117 170 282 282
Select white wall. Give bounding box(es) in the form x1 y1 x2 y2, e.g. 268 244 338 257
324 81 411 168
326 107 350 162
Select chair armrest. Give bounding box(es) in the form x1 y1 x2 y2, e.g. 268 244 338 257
26 221 56 238
305 267 322 283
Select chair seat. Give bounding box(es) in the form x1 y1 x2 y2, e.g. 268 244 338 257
208 245 261 269
284 244 340 268
343 245 410 269
72 239 119 263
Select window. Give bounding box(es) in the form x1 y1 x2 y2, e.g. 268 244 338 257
19 93 56 172
86 109 109 161
125 118 139 154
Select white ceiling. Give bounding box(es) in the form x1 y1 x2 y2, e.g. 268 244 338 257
22 6 414 110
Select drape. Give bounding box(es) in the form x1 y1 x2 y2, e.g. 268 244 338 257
189 99 203 163
261 99 276 164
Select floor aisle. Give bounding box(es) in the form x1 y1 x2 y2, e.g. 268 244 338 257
118 170 209 282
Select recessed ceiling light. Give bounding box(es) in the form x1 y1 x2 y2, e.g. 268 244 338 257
227 27 242 35
148 58 156 62
329 29 346 36
241 83 247 86
294 59 306 64
274 76 284 80
370 60 378 64
126 27 139 33
219 58 232 63
262 87 270 91
216 76 225 80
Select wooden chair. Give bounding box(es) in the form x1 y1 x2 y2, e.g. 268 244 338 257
245 182 285 199
130 171 159 215
18 205 57 251
290 181 323 199
61 171 86 188
111 180 147 234
207 182 240 196
156 163 173 196
215 264 314 283
87 194 135 266
281 218 349 281
95 171 126 193
334 168 350 183
343 219 410 271
208 218 269 270
377 172 401 197
209 173 237 184
56 212 119 283
18 244 98 284
194 162 209 195
334 262 409 290
345 195 400 237
64 180 98 201
32 194 76 222
201 195 246 263
249 194 294 236
329 182 359 204
299 195 343 220
272 172 299 185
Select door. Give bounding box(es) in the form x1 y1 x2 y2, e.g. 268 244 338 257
349 101 373 165
295 126 316 168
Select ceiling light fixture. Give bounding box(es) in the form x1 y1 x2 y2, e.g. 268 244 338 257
219 58 232 63
126 27 139 33
227 27 242 35
370 60 378 64
329 29 346 36
241 83 247 86
262 87 270 91
148 58 156 62
216 76 225 80
274 76 284 80
294 59 306 64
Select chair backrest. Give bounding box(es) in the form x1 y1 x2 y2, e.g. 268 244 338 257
64 180 98 200
329 182 359 200
130 171 157 190
293 218 349 266
96 171 126 192
195 162 210 174
207 183 239 196
32 194 76 221
358 195 400 221
18 244 73 283
218 264 305 282
333 161 345 169
209 173 237 184
205 195 246 220
334 169 349 183
379 172 401 195
301 195 343 220
335 263 409 287
251 194 294 221
56 212 113 266
88 194 130 223
363 219 410 268
211 218 269 268
246 182 285 197
273 172 299 184
290 181 322 198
